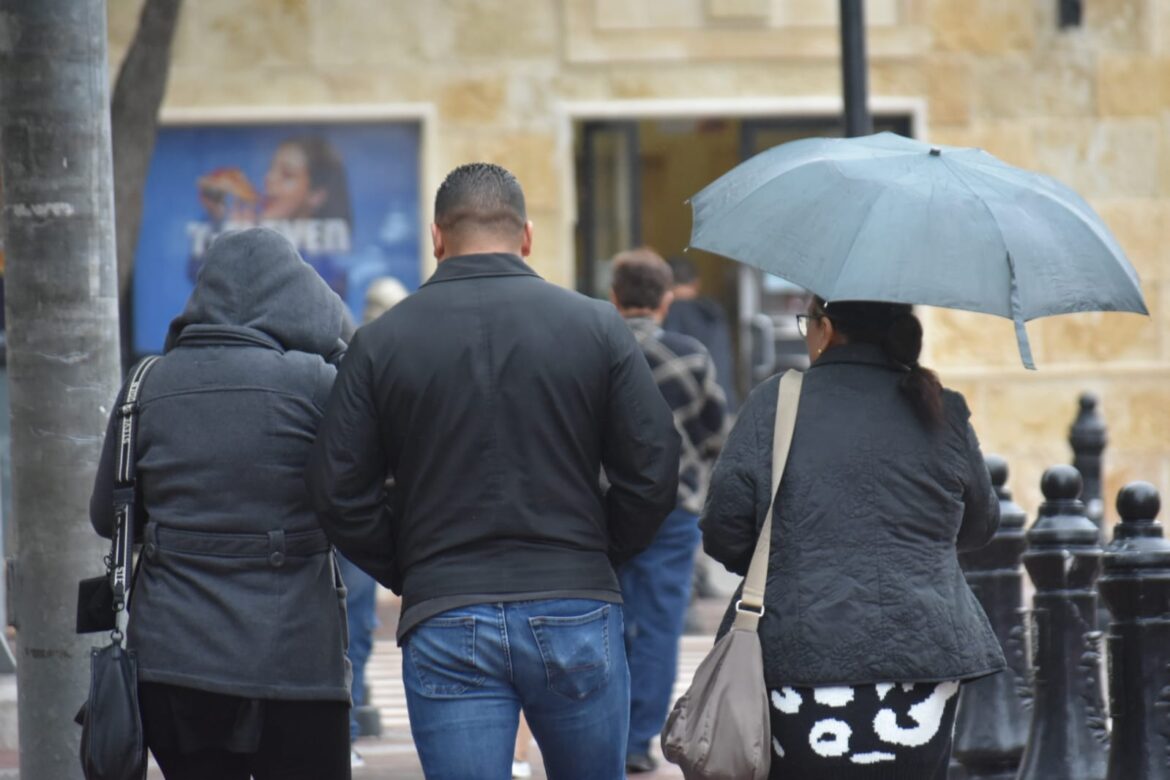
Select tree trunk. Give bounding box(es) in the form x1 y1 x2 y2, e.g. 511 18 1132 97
112 0 183 365
0 1 124 776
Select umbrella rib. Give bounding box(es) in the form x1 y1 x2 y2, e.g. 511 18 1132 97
958 158 1134 271
936 156 1014 277
945 159 1145 318
937 156 1009 250
693 157 883 294
692 142 929 244
693 152 872 244
940 156 1038 365
956 164 1137 289
825 159 927 304
690 142 845 240
691 157 826 246
827 204 880 303
959 159 1100 224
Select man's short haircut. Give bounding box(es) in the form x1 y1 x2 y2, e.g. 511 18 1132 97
667 255 698 285
611 248 674 310
434 163 527 238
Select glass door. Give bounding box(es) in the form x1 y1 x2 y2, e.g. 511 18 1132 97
576 121 641 298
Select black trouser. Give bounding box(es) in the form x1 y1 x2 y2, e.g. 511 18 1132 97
140 682 351 780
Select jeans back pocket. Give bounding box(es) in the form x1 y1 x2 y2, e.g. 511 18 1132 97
407 615 484 697
528 604 612 701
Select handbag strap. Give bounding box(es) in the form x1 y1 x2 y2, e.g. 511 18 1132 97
732 369 802 632
109 355 161 641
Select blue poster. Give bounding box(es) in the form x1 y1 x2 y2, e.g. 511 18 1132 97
133 121 422 355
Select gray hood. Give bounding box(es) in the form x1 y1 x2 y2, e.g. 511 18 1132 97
165 227 347 358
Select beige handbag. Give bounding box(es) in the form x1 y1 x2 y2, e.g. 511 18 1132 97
661 369 802 780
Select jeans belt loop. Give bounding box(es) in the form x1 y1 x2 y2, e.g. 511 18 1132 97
267 530 286 568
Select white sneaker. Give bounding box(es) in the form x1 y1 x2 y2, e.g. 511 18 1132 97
512 759 532 778
351 748 366 769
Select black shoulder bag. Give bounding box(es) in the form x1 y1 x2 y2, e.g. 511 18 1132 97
76 355 159 780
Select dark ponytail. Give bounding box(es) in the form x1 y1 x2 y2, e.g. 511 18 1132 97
882 312 943 428
816 297 944 428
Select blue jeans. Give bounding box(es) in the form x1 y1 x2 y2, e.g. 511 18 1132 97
619 507 701 757
402 599 629 780
337 554 379 742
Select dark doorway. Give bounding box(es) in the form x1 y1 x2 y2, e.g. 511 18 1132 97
573 113 913 400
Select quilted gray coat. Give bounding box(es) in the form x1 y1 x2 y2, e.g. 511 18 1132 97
702 343 1006 688
90 228 351 701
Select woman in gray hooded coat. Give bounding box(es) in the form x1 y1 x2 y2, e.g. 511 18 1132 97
90 228 352 779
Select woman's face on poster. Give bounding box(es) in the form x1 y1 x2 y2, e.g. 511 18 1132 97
262 143 326 220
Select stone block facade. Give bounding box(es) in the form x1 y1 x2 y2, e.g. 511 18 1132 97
109 0 1170 521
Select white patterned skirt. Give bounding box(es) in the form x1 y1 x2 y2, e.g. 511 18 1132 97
768 680 960 780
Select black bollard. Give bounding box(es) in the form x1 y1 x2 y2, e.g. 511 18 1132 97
1070 393 1113 633
1017 465 1109 780
1099 482 1170 780
1069 393 1107 531
951 455 1030 780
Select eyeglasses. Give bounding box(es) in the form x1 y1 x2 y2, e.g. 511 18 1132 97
795 313 823 337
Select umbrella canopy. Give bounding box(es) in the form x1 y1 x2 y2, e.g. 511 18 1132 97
689 132 1148 368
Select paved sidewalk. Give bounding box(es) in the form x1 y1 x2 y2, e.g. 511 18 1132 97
0 596 726 778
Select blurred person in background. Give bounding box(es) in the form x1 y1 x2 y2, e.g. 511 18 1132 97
610 248 726 774
664 255 737 607
362 276 409 324
664 255 738 414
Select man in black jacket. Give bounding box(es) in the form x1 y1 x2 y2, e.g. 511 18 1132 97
307 163 680 777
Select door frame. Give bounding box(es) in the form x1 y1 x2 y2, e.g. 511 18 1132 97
578 120 643 296
554 96 929 294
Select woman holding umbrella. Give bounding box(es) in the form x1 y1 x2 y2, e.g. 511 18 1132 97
690 130 1147 778
700 295 1004 778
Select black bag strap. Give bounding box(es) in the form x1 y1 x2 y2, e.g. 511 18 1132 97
108 355 161 644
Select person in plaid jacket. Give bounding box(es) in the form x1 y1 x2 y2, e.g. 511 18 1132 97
609 248 727 774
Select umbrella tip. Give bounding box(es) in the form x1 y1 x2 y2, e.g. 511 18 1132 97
929 147 942 157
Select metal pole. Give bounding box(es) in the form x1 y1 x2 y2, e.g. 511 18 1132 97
839 0 873 138
0 1 124 776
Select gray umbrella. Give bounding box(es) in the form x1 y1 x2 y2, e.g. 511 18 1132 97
689 132 1149 368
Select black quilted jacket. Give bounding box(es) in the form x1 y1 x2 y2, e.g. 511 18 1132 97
702 343 1006 687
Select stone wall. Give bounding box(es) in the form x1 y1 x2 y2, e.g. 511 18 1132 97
921 0 1169 515
108 0 1170 521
